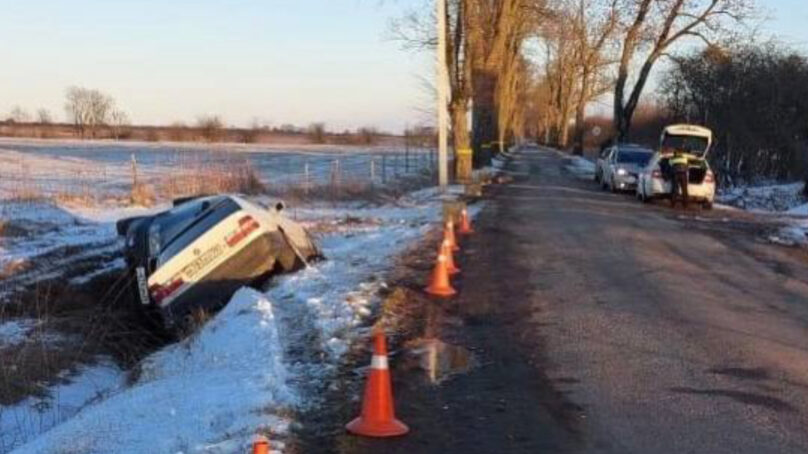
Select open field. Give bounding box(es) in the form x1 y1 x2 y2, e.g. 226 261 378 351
0 138 438 205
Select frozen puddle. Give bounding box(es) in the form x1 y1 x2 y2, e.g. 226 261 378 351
406 338 474 384
9 190 449 453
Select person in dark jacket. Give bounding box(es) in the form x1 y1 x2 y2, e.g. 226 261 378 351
669 150 690 208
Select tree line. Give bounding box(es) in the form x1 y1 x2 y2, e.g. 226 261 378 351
2 87 397 146
662 44 808 185
394 0 758 177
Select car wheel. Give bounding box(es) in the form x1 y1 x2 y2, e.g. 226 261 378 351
703 201 713 210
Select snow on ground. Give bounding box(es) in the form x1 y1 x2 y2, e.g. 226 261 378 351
717 182 808 246
564 155 596 179
0 140 434 202
717 182 805 213
10 187 476 454
0 200 161 300
0 320 36 348
0 361 125 453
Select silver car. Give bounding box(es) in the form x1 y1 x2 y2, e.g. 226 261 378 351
602 146 654 192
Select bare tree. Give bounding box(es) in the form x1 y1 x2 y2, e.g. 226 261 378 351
36 108 53 124
570 0 620 154
612 0 753 141
110 110 130 140
7 106 30 123
307 122 327 144
196 115 225 142
64 86 114 138
390 0 475 179
467 0 539 163
356 126 380 145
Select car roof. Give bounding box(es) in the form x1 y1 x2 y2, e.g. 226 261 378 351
615 145 653 153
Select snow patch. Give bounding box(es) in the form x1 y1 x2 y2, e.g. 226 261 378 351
1 361 124 453
14 288 294 454
564 155 596 179
0 320 36 348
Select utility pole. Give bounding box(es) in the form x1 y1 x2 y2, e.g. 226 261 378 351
437 0 449 188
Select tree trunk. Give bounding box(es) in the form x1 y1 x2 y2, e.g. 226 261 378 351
573 72 591 155
472 69 498 168
558 101 572 149
451 99 473 182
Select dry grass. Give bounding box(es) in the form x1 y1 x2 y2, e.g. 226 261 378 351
156 155 266 199
0 271 172 407
130 182 155 207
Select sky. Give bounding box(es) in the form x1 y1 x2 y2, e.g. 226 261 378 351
0 0 805 133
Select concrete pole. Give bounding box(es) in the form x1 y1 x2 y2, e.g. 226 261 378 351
437 0 449 189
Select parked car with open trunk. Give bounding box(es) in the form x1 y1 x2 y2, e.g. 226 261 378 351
636 124 716 209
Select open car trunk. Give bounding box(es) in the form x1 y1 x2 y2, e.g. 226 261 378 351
659 158 708 184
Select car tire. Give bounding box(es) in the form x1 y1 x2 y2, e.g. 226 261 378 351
703 201 713 210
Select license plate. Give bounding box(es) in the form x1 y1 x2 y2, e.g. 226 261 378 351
135 266 150 306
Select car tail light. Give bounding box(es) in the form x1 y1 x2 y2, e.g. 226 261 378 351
226 215 261 247
652 169 663 179
149 277 185 305
704 171 715 183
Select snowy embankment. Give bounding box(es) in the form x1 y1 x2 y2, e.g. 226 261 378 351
717 182 808 246
0 200 162 300
9 187 463 454
564 155 596 179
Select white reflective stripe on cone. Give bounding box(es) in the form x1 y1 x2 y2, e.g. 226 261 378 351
371 355 388 370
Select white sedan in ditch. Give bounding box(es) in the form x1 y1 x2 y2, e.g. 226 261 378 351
117 194 320 328
636 124 716 208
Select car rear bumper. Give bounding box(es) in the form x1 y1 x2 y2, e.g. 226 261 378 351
648 179 715 202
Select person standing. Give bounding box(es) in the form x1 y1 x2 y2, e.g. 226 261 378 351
669 150 690 208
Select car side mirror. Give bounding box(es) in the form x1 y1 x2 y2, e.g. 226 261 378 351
275 201 285 212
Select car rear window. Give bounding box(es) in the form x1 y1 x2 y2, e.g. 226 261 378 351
617 151 652 165
156 197 240 265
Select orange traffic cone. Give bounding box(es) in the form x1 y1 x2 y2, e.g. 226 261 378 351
425 253 457 297
346 330 409 437
438 239 460 275
458 208 474 235
252 435 269 454
444 221 460 251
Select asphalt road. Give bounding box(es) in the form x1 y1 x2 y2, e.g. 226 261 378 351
321 146 808 454
479 146 808 453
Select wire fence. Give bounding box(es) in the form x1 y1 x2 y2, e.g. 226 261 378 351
0 146 441 205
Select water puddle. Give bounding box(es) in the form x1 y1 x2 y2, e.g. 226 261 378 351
405 337 474 384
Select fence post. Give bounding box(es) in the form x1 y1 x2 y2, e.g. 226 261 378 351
370 158 376 188
405 136 410 173
304 161 310 196
382 155 387 184
130 153 139 191
331 159 341 198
